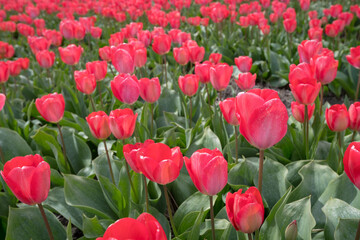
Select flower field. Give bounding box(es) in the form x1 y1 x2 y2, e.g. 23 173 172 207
0 0 360 239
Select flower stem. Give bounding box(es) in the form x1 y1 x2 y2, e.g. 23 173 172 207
150 103 154 137
248 233 253 240
337 131 344 174
304 104 309 159
89 95 96 111
143 175 149 212
163 55 168 88
320 85 324 115
98 81 104 109
352 131 357 142
355 71 360 101
209 195 216 240
103 140 115 184
37 203 54 240
258 149 265 193
164 185 178 237
206 83 211 107
57 123 70 170
1 83 6 95
122 140 137 200
189 96 192 128
234 126 238 163
355 220 360 240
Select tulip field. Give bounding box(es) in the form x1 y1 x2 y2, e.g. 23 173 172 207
1 0 360 239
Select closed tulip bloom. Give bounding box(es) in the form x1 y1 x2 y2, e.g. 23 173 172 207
308 27 323 42
99 46 112 62
60 19 75 40
219 97 240 126
298 40 323 64
209 53 222 64
314 55 338 85
0 154 50 205
134 47 147 68
343 142 360 190
283 18 297 33
178 74 200 97
86 111 111 140
188 45 205 63
137 30 152 47
8 61 22 76
74 70 96 95
226 187 264 233
36 50 55 69
0 93 5 111
18 58 30 70
289 63 321 105
346 46 360 69
58 44 83 65
28 36 50 54
109 108 137 139
291 102 315 123
235 56 252 73
325 104 350 132
123 139 155 173
139 77 161 103
235 72 256 91
349 102 360 131
236 88 288 149
0 61 10 83
184 148 227 196
90 26 102 39
86 61 107 81
195 61 212 84
210 63 233 91
35 93 65 123
137 142 183 185
325 24 339 38
173 47 190 65
152 34 171 55
111 74 139 105
111 48 135 74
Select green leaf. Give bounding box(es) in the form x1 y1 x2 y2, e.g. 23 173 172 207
334 219 359 240
64 174 117 220
200 219 232 239
6 206 66 240
186 127 222 157
188 208 205 240
0 127 32 162
66 219 73 240
82 215 111 238
228 157 258 190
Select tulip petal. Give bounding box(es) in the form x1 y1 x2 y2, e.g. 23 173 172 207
30 161 51 204
152 160 180 185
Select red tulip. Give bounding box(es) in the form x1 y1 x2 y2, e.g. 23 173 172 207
111 48 135 74
235 72 256 91
195 61 212 84
8 60 22 76
298 40 323 64
283 18 296 33
137 30 152 47
111 74 139 105
18 58 30 70
291 102 315 123
0 61 9 83
173 47 190 65
210 63 233 91
58 44 83 65
86 61 107 81
43 29 62 47
139 77 161 103
178 74 199 97
314 55 338 85
188 45 205 64
60 19 75 40
28 36 50 54
137 142 183 185
123 140 155 173
90 26 102 39
219 97 239 126
325 104 350 132
36 50 55 69
308 27 323 42
152 34 171 55
209 53 222 64
289 63 321 105
96 212 166 240
74 70 96 95
339 12 354 26
346 46 360 69
300 0 310 11
109 108 137 139
308 11 318 20
343 142 360 190
226 187 264 233
129 41 147 68
325 24 339 38
235 88 288 149
0 41 14 59
349 102 360 131
235 56 252 73
0 154 50 205
0 93 5 111
35 93 65 123
184 148 227 196
17 23 34 37
99 46 112 62
86 111 111 140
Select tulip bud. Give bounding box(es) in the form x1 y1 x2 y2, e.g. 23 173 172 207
235 56 252 73
36 50 55 69
86 61 107 81
349 102 360 131
219 97 239 126
291 102 315 123
58 44 83 65
195 61 212 84
325 104 350 132
86 111 111 140
209 53 222 64
285 220 298 240
235 72 256 91
109 108 137 140
344 142 360 190
139 77 161 103
297 40 323 64
173 47 190 66
111 74 139 105
346 46 360 69
0 93 5 111
74 70 96 95
35 93 65 123
210 63 233 91
152 34 171 55
178 74 199 97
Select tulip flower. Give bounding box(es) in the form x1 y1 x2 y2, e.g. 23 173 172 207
283 18 296 33
325 104 349 132
86 111 111 140
308 27 323 42
210 63 233 92
235 72 256 91
35 93 65 123
195 61 212 84
90 26 102 39
36 50 55 69
152 34 171 55
298 40 323 64
235 56 252 73
344 142 360 190
74 70 96 96
178 74 199 97
86 61 107 81
236 88 288 192
0 93 5 111
188 45 205 64
226 187 264 234
58 44 83 65
96 213 166 240
346 46 360 100
349 102 360 134
137 30 152 47
0 61 9 85
111 47 135 74
99 46 112 62
8 60 22 77
291 102 315 123
139 77 161 103
28 36 51 54
173 47 190 66
43 29 62 47
209 53 222 64
111 74 139 105
314 55 338 85
109 108 137 140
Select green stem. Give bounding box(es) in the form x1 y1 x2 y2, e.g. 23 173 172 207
150 103 154 137
234 126 238 163
209 195 216 240
0 146 5 164
89 95 96 112
189 96 192 128
57 123 70 170
355 220 360 240
320 85 324 115
304 105 309 159
143 175 149 212
123 140 137 200
110 64 116 76
352 131 357 142
164 185 178 237
163 55 168 88
103 140 115 185
98 81 104 109
355 72 360 101
258 149 265 193
337 131 344 174
2 83 6 95
37 204 54 240
248 233 253 240
206 83 211 107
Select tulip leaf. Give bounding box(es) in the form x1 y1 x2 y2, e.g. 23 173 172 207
167 168 198 206
334 219 359 240
59 127 91 173
186 127 222 157
66 219 73 240
200 219 232 239
82 215 112 238
6 206 66 240
0 192 13 218
228 157 258 190
0 127 32 162
43 187 83 229
188 208 205 240
64 174 117 220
